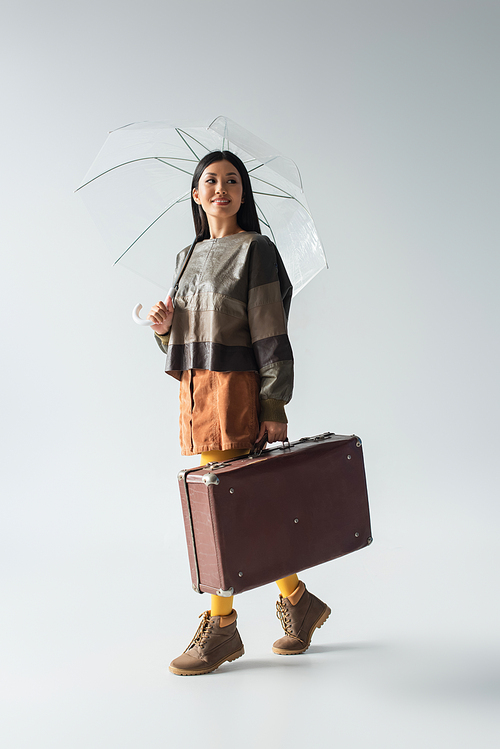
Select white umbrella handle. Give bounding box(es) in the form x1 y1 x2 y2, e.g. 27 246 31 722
132 303 154 326
132 288 176 326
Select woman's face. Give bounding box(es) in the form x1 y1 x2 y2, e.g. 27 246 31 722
193 159 244 223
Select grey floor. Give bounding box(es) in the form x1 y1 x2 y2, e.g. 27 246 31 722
3 521 499 749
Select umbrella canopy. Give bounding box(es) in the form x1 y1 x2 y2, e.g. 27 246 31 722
76 117 327 299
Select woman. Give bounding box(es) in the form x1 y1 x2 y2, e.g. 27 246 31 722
148 151 330 676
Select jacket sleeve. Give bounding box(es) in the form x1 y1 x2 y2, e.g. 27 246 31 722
154 329 171 354
247 237 294 423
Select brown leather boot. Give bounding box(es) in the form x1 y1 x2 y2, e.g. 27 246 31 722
169 609 244 676
272 581 331 655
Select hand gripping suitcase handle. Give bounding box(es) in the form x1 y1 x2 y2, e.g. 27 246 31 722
250 432 291 457
250 432 268 456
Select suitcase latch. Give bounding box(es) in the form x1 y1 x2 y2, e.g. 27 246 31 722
296 431 335 445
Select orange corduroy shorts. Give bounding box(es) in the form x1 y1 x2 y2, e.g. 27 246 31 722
179 369 261 456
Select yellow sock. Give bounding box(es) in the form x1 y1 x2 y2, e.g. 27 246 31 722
200 448 250 466
211 594 234 617
200 449 248 618
199 451 299 609
276 574 300 598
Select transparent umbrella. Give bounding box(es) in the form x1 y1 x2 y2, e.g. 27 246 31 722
76 116 327 325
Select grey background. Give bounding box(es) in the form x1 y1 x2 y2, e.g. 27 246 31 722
1 0 499 747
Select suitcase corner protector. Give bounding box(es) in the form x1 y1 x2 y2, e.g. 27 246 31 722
202 472 220 486
216 587 234 597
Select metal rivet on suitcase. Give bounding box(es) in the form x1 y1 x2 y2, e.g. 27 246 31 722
355 532 360 537
367 537 373 544
294 518 299 524
356 441 362 447
229 488 234 494
347 454 352 460
238 571 243 577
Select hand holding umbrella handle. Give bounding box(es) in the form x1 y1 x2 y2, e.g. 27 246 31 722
132 304 155 326
132 288 176 326
132 237 194 326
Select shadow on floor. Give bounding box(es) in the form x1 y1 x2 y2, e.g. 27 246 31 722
220 640 388 673
308 640 388 654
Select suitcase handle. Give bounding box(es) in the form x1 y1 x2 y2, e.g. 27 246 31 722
249 433 291 457
249 432 268 456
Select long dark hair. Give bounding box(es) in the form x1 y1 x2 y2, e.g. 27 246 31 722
191 151 261 241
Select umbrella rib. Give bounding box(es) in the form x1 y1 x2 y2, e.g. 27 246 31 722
176 128 222 158
113 192 191 265
254 191 293 199
76 159 148 190
247 164 265 174
250 174 295 198
251 176 313 217
248 161 283 175
76 156 194 190
255 204 276 245
154 156 198 164
155 158 194 176
248 160 303 191
175 129 202 160
289 194 313 219
254 190 313 219
253 190 312 219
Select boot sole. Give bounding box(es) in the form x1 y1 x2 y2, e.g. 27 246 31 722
272 605 331 655
168 646 245 676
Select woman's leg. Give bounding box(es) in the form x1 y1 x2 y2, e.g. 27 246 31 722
276 574 300 598
197 449 331 660
199 448 250 466
199 448 250 616
273 579 331 655
169 447 249 676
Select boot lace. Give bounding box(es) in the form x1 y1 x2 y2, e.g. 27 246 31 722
185 611 213 651
276 598 304 643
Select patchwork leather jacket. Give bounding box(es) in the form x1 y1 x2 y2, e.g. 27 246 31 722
155 231 294 423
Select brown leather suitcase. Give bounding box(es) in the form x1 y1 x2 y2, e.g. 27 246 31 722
177 432 372 597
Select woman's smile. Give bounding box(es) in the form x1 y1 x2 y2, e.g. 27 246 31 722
192 159 244 228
